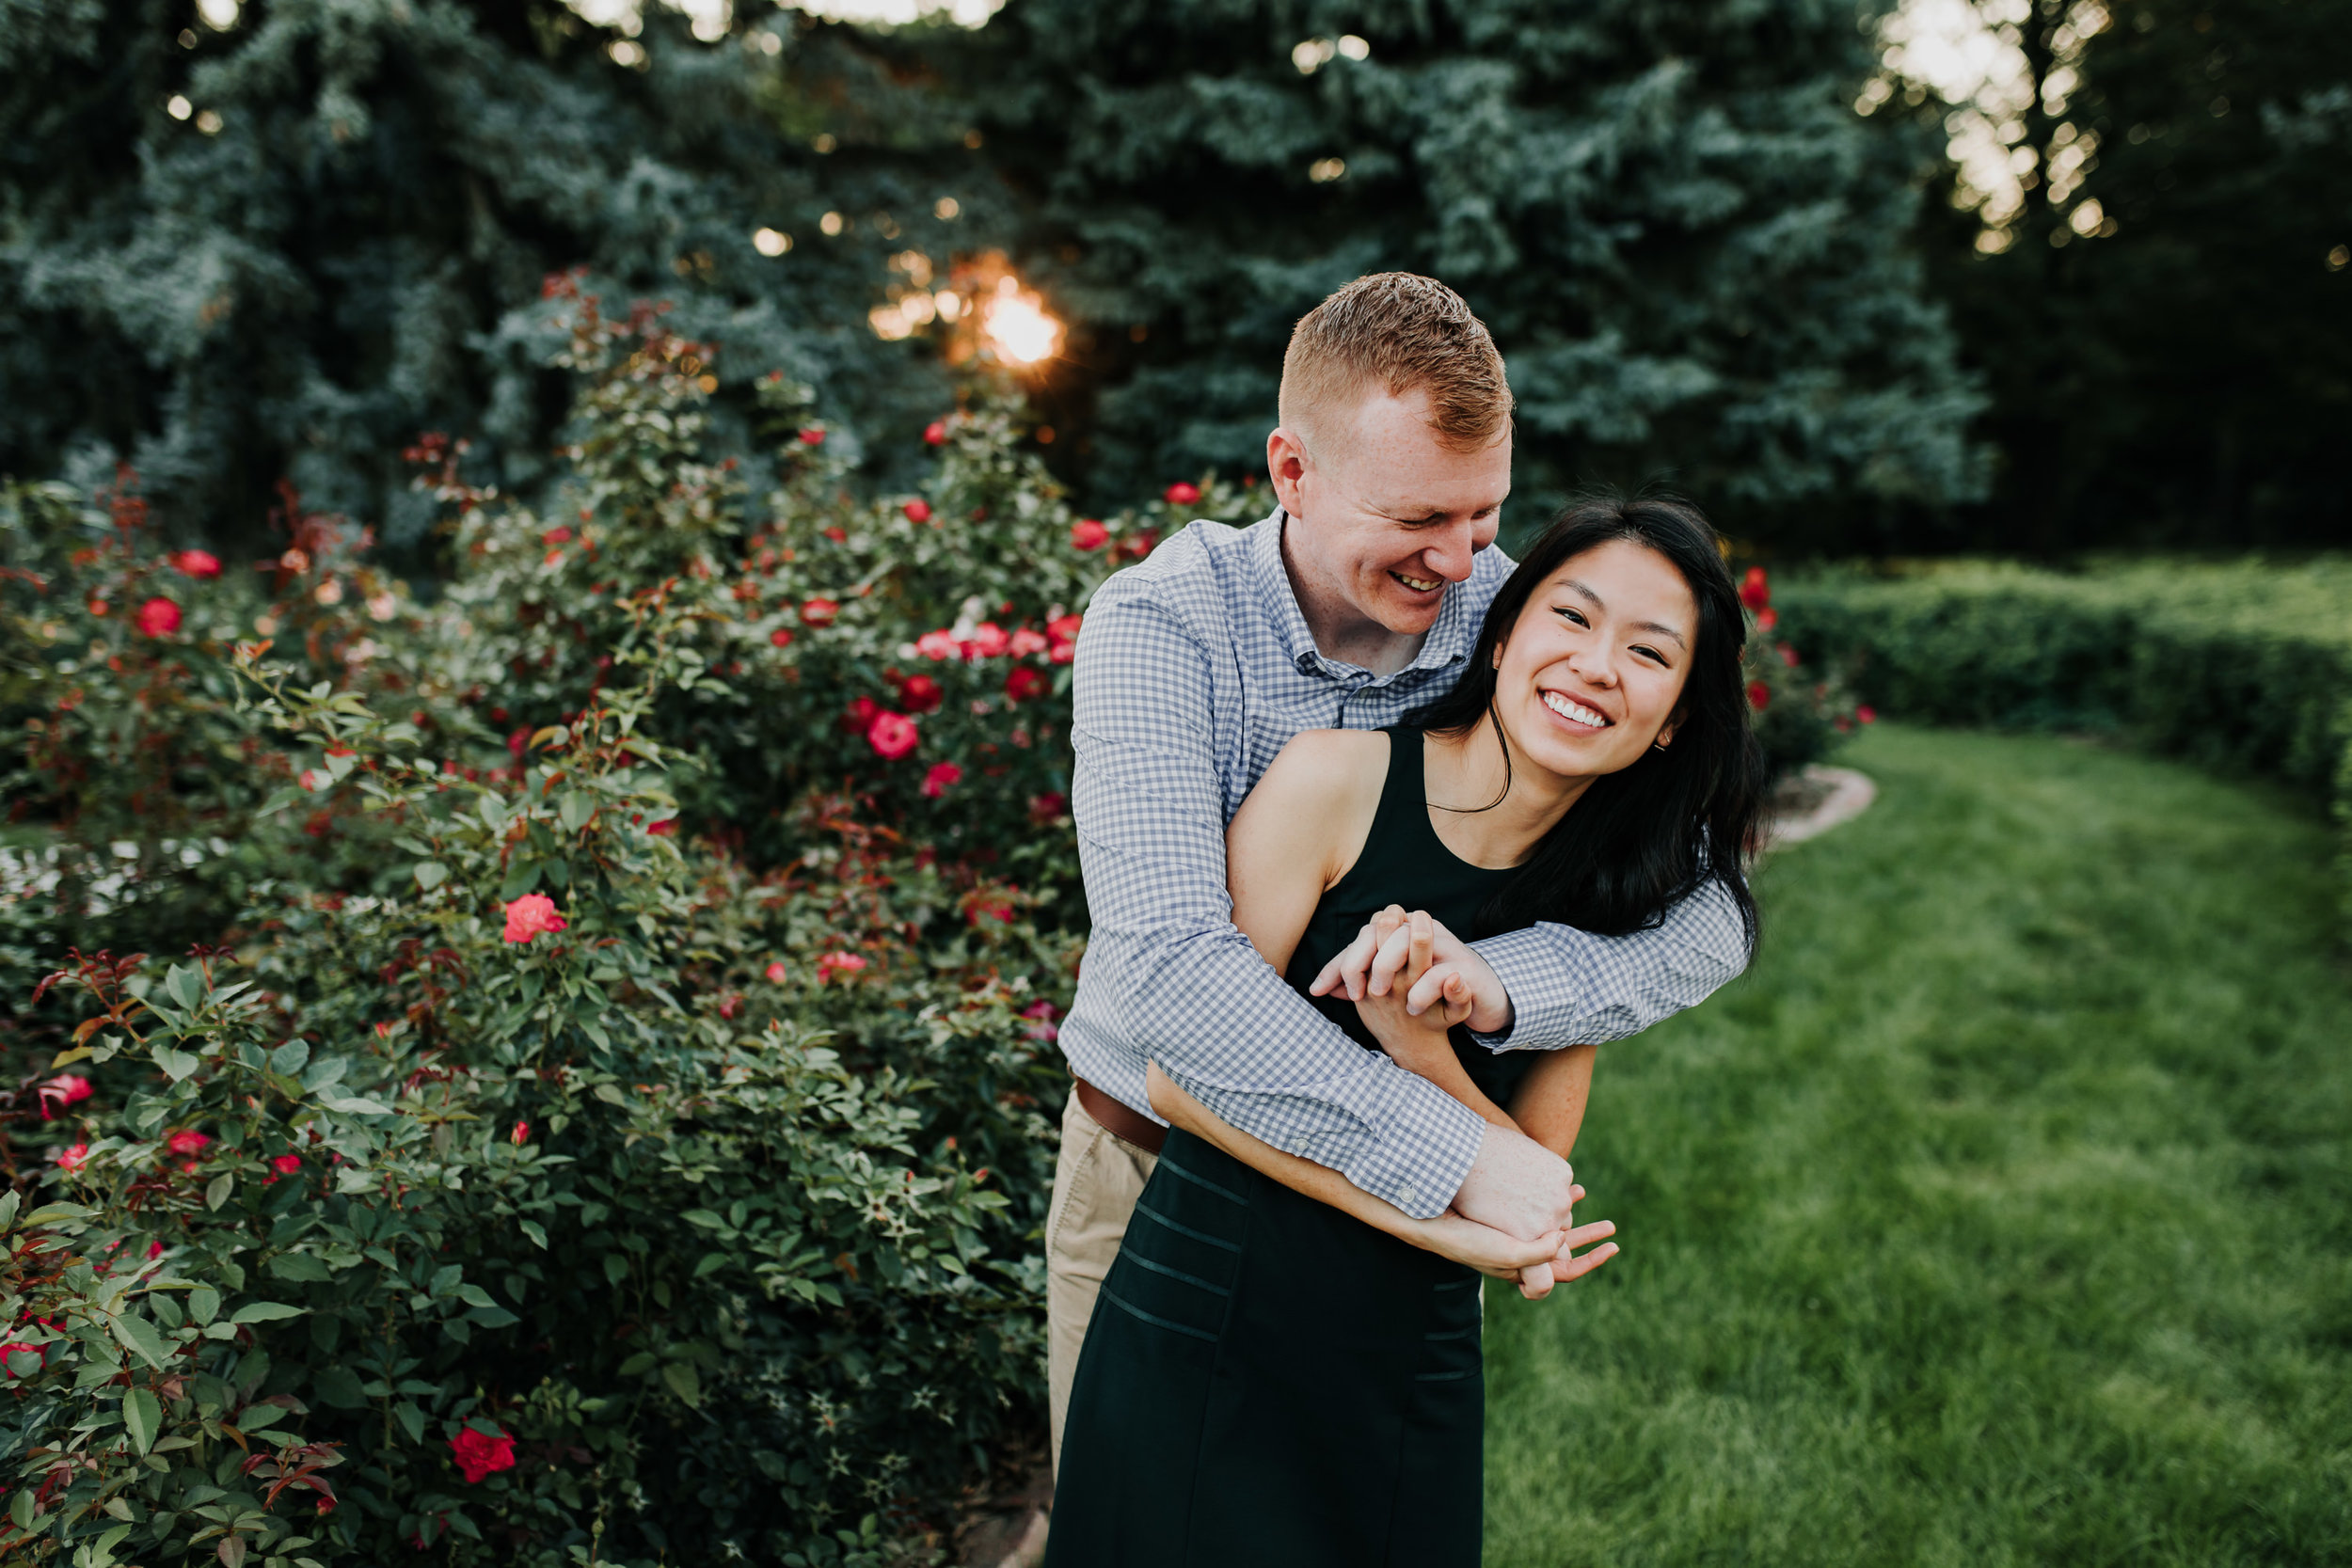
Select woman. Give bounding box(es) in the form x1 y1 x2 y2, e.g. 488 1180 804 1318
1044 494 1766 1566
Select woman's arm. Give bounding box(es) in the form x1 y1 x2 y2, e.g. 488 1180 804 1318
1145 1066 1591 1297
1510 1044 1596 1161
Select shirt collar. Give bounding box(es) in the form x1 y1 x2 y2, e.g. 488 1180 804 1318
1248 506 1479 682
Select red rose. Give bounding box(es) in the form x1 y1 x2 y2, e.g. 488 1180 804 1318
646 817 676 836
914 629 960 660
764 960 788 983
898 674 944 714
1777 642 1800 669
842 695 881 734
451 1426 516 1484
1857 705 1878 724
817 951 868 982
1009 627 1048 657
798 427 826 446
502 893 567 944
542 526 573 545
800 597 838 627
167 1129 211 1156
1004 665 1050 704
922 761 963 798
508 728 532 758
1739 566 1770 610
770 627 794 647
924 420 948 446
1163 482 1200 506
37 1075 92 1120
511 1121 530 1145
822 526 848 543
866 710 919 760
173 549 222 578
966 622 1009 657
55 1142 88 1173
135 596 181 637
903 499 932 523
272 1154 303 1175
1747 680 1772 711
1754 607 1778 632
1070 518 1108 550
1029 791 1068 824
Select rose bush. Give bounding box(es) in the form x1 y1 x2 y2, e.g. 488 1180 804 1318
0 285 1262 1565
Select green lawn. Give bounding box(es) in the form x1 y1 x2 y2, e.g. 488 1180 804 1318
1484 724 2352 1567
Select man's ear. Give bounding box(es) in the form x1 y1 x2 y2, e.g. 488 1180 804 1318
1266 427 1312 520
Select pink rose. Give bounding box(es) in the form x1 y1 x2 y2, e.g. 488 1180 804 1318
770 627 794 648
167 1129 211 1155
1163 482 1200 506
502 893 567 944
764 960 788 983
817 951 868 982
55 1142 88 1172
800 597 838 627
924 420 948 445
966 622 1009 658
451 1426 516 1484
914 629 961 660
797 427 826 447
173 549 222 578
922 761 963 798
1070 518 1108 550
897 674 943 714
866 710 919 760
1739 567 1770 610
1857 705 1878 724
1755 607 1779 632
1009 627 1048 657
135 596 182 637
512 1120 531 1145
903 499 932 523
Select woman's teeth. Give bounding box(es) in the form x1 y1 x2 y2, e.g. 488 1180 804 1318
1543 690 1611 728
1390 570 1442 593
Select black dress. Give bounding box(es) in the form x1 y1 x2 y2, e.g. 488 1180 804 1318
1045 729 1531 1567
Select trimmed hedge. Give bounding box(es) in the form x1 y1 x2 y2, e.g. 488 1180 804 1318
1776 558 2352 932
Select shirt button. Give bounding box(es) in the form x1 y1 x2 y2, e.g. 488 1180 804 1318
1398 1184 1418 1207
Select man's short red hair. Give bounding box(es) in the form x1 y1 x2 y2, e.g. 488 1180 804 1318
1279 273 1513 456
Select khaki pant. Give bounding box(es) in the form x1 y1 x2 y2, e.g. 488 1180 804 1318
1044 1085 1159 1480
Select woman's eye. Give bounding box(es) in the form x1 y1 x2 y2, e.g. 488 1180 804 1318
1632 645 1666 665
1554 606 1587 627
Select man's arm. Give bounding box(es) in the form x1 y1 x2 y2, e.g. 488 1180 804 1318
1467 878 1752 1051
1068 588 1489 1220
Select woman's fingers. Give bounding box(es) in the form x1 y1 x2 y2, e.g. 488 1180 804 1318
1517 1261 1554 1300
1558 1218 1615 1253
1549 1239 1619 1284
1308 907 1410 1000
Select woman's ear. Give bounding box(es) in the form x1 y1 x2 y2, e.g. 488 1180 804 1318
1653 706 1686 752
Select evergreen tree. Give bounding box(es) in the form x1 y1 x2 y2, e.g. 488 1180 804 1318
0 0 997 565
949 0 1988 546
1900 0 2352 549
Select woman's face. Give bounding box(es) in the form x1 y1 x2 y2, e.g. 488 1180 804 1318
1491 539 1697 784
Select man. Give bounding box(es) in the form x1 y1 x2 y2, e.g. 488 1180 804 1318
1048 273 1752 1470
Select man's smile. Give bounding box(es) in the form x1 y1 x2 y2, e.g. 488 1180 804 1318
1389 569 1444 594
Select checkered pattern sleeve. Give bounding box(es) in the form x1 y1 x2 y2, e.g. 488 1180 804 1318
1068 590 1487 1220
1467 872 1754 1052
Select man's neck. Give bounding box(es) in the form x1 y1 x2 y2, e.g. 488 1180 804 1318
1279 523 1427 675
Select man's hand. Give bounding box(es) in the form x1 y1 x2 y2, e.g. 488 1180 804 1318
1450 1120 1580 1241
1309 905 1513 1035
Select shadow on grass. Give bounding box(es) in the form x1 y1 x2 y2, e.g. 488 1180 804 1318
1484 724 2352 1568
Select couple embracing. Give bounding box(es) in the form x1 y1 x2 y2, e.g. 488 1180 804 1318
1041 274 1765 1564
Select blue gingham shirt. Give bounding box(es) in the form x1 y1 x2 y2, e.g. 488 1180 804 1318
1063 508 1752 1219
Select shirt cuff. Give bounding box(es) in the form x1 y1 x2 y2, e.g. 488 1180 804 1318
1343 1071 1487 1221
1467 927 1569 1053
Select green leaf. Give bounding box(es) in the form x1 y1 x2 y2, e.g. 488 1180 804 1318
267 1253 332 1283
205 1174 234 1212
112 1312 171 1371
602 1254 628 1287
153 1046 201 1083
395 1401 426 1443
319 1094 396 1116
230 1301 306 1324
517 1220 548 1250
311 1367 367 1409
692 1252 730 1279
189 1287 220 1327
467 1304 520 1329
413 861 449 892
22 1202 91 1226
164 964 204 1011
559 790 595 832
0 1191 16 1231
660 1360 702 1407
270 1039 311 1077
122 1386 161 1454
499 858 543 901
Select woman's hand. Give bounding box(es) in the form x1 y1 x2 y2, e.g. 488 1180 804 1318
1310 904 1509 1033
1409 1185 1619 1299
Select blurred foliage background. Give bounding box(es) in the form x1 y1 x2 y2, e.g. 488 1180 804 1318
6 0 2343 564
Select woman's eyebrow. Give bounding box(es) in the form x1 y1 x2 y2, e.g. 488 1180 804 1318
1561 578 1688 648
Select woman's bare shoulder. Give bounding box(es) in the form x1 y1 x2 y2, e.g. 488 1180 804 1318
1260 728 1390 801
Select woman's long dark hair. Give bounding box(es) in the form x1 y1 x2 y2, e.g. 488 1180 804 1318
1411 491 1766 947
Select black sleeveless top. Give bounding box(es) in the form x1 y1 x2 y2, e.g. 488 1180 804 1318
1280 727 1538 1111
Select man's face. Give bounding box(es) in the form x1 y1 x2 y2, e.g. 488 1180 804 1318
1270 387 1510 640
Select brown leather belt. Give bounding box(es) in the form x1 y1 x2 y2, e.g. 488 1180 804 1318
1074 1076 1168 1156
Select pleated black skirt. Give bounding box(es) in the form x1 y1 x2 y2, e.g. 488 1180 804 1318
1044 1130 1483 1568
